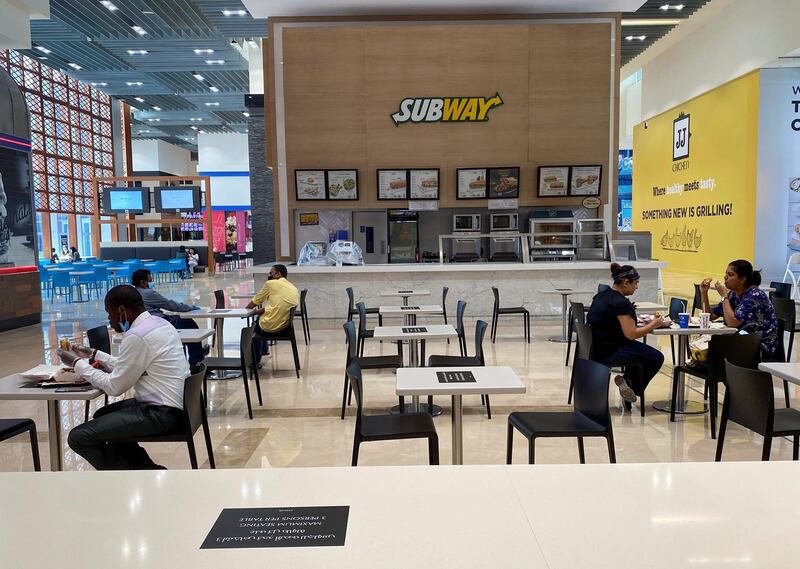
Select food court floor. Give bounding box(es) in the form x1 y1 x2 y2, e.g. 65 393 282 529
0 268 797 471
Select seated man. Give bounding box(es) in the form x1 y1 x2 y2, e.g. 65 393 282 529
247 264 299 356
131 269 208 364
59 285 190 470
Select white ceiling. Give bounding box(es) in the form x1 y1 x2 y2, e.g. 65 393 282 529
242 0 645 18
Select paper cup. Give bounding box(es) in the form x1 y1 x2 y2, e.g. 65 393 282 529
699 312 710 328
678 313 690 328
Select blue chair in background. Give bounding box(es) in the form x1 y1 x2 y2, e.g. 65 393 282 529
50 271 74 303
92 266 110 296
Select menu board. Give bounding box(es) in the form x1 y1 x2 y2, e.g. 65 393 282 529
488 167 520 199
537 166 569 197
326 170 358 200
377 169 408 200
295 170 325 200
457 168 488 199
409 169 439 200
569 165 602 196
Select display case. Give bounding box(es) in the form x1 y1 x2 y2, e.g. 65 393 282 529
527 217 576 261
576 218 608 260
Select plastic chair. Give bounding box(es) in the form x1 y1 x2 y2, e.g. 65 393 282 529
84 325 111 422
716 362 800 462
258 307 301 378
203 328 262 420
782 253 800 299
49 270 73 303
769 281 792 300
772 296 798 362
507 358 615 464
346 287 382 326
0 419 40 471
565 300 585 366
490 286 530 343
293 289 311 345
441 286 450 344
691 284 702 315
668 297 688 364
454 300 467 357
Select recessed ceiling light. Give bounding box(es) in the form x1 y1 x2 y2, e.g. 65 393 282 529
659 3 685 10
38 57 48 60
139 130 150 134
190 126 198 130
205 59 225 65
90 82 108 86
100 1 118 11
199 130 206 134
126 81 143 86
152 106 161 111
147 118 160 122
222 9 247 16
624 35 647 41
242 111 250 117
204 102 220 107
194 49 214 54
246 39 258 49
127 49 148 55
142 10 155 14
192 72 205 81
209 85 219 92
34 45 51 54
621 18 681 26
189 117 203 122
134 97 145 102
67 62 82 70
131 25 147 36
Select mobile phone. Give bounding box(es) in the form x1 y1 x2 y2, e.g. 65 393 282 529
55 386 90 392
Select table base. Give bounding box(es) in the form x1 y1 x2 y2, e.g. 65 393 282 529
652 400 708 415
547 335 570 343
390 403 443 417
207 370 242 380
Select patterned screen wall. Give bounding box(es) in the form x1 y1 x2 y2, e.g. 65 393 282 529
0 50 114 215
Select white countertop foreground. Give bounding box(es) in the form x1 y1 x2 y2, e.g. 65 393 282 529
251 260 666 274
0 462 796 568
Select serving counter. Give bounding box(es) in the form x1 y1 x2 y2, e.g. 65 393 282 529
250 261 666 319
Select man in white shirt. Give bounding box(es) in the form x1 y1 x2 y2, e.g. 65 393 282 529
58 285 190 470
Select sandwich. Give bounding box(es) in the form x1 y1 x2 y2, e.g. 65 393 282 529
469 177 486 189
420 177 438 188
389 179 406 190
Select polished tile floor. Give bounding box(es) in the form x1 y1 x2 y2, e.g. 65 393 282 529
0 268 796 471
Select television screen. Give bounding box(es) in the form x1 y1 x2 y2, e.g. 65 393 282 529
109 191 143 211
154 186 201 212
103 188 150 214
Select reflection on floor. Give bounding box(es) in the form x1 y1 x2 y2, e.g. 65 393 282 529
0 268 796 471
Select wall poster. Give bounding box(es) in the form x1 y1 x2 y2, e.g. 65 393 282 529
487 167 519 199
326 170 359 200
537 166 569 197
569 165 602 196
295 170 326 200
408 169 439 200
457 168 488 199
377 169 408 200
0 147 35 267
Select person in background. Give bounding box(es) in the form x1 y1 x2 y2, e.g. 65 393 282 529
50 247 59 264
132 269 208 364
58 285 190 470
177 245 188 279
59 245 72 262
187 248 199 276
70 246 81 261
700 259 778 357
247 264 299 358
587 263 665 406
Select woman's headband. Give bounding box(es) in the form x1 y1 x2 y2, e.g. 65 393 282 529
615 268 640 282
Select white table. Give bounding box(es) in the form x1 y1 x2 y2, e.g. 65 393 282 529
396 366 525 464
0 372 103 471
633 301 667 314
379 289 431 306
379 304 442 326
537 288 593 342
177 328 215 344
650 324 737 414
175 308 254 358
758 361 800 385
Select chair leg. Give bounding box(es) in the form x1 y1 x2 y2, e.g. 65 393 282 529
794 435 799 461
459 334 466 357
670 336 676 366
762 435 772 461
783 380 791 408
29 427 41 471
639 391 646 418
669 368 680 423
606 429 617 463
788 332 795 362
84 400 90 422
203 374 208 409
577 437 586 464
187 438 199 469
528 437 536 464
341 372 349 420
506 423 514 464
565 315 573 366
305 314 311 343
484 395 492 419
709 381 717 440
201 401 215 469
242 367 253 420
291 338 301 378
526 313 530 344
351 439 361 466
491 313 498 343
428 434 439 465
715 407 728 462
567 372 575 404
252 364 263 406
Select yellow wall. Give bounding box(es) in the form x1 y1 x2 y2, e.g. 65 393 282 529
633 71 760 284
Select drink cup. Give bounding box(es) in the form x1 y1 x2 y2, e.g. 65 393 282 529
699 312 710 328
678 313 690 329
59 337 71 351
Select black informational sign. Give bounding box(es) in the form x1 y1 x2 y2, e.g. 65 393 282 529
402 327 427 333
400 306 420 310
201 506 349 550
398 290 413 293
437 371 477 384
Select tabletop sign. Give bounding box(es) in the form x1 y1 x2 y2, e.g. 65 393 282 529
200 506 350 550
402 327 427 333
437 371 477 383
401 306 421 310
397 290 414 293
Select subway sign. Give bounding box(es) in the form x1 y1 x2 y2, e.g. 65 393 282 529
391 93 503 126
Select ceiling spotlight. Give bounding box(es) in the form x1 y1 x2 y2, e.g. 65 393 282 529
134 97 145 102
189 117 203 122
126 81 143 86
192 72 205 81
624 35 647 41
100 1 118 11
242 111 250 117
131 25 148 36
67 62 82 70
90 82 108 86
152 106 161 111
127 49 148 55
190 126 198 131
209 85 219 92
222 9 247 16
205 59 225 65
246 39 258 49
147 118 160 122
194 49 214 54
659 4 685 10
38 57 48 60
34 45 51 54
139 130 150 134
204 102 220 107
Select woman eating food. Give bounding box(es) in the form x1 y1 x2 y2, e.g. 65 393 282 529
587 263 665 405
699 259 778 357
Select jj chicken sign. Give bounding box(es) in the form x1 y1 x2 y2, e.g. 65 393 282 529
391 93 503 126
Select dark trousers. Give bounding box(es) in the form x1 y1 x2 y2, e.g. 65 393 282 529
599 340 665 394
253 323 291 358
67 399 182 470
163 314 204 364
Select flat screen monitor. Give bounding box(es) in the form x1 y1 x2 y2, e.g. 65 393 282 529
102 188 150 214
154 186 201 212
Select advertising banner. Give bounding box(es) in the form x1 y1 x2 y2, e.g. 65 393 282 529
0 146 35 267
632 72 760 277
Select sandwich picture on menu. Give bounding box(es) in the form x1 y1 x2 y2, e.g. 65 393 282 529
409 169 439 199
378 169 410 199
457 168 488 199
537 166 569 197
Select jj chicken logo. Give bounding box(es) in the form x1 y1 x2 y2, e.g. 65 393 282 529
391 93 503 126
673 112 690 161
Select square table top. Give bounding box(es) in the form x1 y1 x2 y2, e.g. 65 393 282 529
177 328 215 343
758 362 800 386
373 324 457 340
0 372 103 401
174 308 255 319
379 290 431 297
396 366 526 396
536 288 594 295
379 305 443 314
651 323 737 336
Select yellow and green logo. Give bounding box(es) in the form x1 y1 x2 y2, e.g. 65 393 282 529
391 93 503 126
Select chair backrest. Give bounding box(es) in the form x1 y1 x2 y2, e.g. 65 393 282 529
456 300 467 332
769 281 792 300
356 301 368 334
346 361 366 429
51 271 72 287
183 364 207 435
93 266 108 281
86 325 111 353
668 297 687 320
299 288 308 311
597 284 610 293
346 287 355 314
239 326 255 368
442 286 449 312
491 286 500 311
343 321 358 365
707 332 763 382
214 289 225 309
691 284 702 314
572 358 612 427
574 321 593 361
569 301 586 326
723 361 773 437
771 296 796 329
472 320 488 364
772 318 787 363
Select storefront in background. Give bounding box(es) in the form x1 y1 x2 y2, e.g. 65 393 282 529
206 208 252 254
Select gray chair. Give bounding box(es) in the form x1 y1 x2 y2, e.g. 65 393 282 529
0 419 40 471
293 288 311 345
565 300 585 366
203 327 263 419
490 286 530 343
772 296 796 362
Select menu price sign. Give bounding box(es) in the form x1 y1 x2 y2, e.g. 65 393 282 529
437 371 477 383
377 169 409 200
295 170 326 200
409 169 439 200
327 170 359 200
201 506 350 550
457 168 488 199
569 165 601 196
537 166 569 197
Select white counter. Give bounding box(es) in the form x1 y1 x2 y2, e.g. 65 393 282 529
250 261 665 319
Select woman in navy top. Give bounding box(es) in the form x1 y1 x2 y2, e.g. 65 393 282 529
700 259 778 357
587 263 666 405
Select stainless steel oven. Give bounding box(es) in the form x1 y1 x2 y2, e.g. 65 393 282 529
453 214 481 233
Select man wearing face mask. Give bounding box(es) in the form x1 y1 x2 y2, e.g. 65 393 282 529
58 285 190 470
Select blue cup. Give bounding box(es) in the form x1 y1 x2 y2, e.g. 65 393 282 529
678 313 690 328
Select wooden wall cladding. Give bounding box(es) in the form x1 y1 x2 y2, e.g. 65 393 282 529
274 19 617 213
0 272 42 325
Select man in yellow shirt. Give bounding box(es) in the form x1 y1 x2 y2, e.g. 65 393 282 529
247 264 299 356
